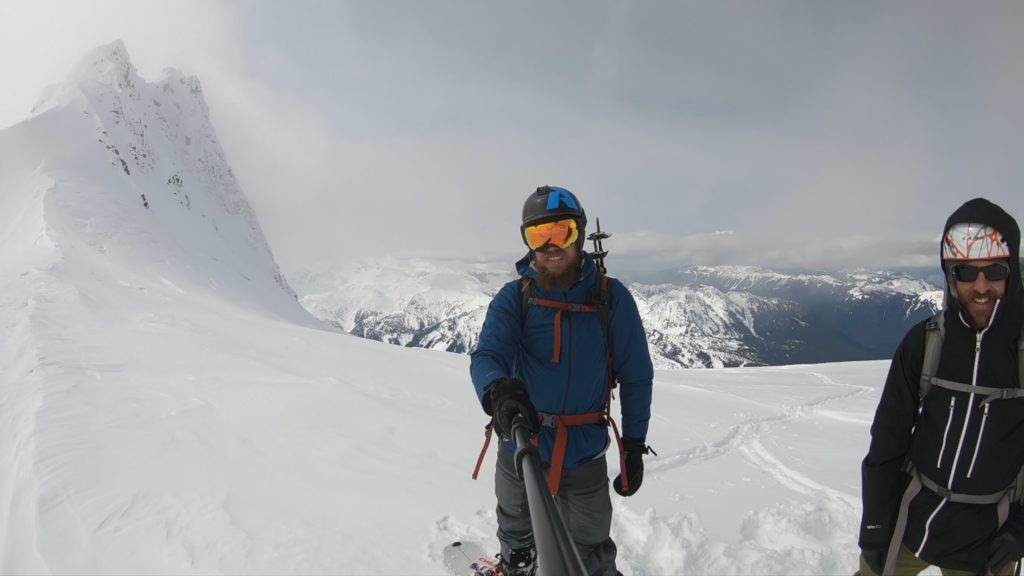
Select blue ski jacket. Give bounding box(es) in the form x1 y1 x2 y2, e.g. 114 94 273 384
470 252 654 469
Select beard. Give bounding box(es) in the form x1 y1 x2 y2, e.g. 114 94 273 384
961 290 999 329
534 247 581 291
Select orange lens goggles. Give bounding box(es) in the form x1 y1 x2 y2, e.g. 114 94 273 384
523 218 579 251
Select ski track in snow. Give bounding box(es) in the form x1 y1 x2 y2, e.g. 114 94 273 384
648 371 868 494
615 370 872 575
436 369 877 576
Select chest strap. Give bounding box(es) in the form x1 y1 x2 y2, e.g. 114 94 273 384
527 297 600 363
915 467 1016 512
921 376 1024 405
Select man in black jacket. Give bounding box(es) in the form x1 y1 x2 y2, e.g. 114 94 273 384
859 198 1024 576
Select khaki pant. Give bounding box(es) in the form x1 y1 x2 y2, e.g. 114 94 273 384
858 543 1014 576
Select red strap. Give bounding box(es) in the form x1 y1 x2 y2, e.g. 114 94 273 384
528 297 598 364
552 309 562 363
546 411 607 496
472 411 627 498
471 424 493 480
529 297 598 314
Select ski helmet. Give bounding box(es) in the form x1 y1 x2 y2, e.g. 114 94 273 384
521 186 587 242
942 222 1010 261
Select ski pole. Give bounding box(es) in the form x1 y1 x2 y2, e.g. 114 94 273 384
511 415 587 576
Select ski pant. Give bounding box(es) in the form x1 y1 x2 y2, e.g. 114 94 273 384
495 444 617 576
858 543 1013 576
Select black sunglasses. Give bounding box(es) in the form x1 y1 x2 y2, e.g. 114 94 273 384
951 263 1010 282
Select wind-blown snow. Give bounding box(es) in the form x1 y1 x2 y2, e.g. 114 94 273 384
1 41 895 575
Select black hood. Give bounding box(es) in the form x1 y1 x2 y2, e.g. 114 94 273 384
941 197 1022 326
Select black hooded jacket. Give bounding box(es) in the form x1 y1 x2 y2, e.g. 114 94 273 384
859 198 1024 572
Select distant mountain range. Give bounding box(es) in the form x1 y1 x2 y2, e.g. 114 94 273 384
292 259 945 369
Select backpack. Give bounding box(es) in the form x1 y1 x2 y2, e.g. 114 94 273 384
472 272 629 496
919 310 1024 403
882 310 1024 576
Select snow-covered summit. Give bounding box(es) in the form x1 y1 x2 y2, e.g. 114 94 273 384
5 40 307 324
32 40 150 117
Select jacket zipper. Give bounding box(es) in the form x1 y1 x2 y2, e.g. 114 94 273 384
966 403 990 478
945 329 986 486
917 305 996 557
935 397 956 469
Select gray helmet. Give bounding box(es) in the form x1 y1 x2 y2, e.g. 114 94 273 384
521 185 587 236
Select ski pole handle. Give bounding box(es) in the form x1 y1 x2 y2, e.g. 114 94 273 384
511 414 532 451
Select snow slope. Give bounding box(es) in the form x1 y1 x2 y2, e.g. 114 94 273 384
1 41 894 575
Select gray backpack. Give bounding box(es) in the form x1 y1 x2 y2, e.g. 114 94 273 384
882 310 1024 576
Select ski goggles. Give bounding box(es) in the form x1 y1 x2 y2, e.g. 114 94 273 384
522 218 580 251
950 262 1010 282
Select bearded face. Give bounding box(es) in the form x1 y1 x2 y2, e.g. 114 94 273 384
951 259 1009 329
533 243 581 291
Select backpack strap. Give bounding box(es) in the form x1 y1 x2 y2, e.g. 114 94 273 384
1017 324 1024 506
919 311 945 401
471 423 494 481
589 274 632 492
1018 323 1024 395
927 378 1024 405
886 463 1017 576
519 277 531 325
518 275 611 364
514 273 628 495
519 275 612 350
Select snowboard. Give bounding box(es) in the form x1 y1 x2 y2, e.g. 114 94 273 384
443 540 501 576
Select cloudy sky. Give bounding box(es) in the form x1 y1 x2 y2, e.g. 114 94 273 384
2 1 1023 279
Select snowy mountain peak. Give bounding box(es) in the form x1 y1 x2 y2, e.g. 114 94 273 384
3 41 314 325
70 39 137 89
32 40 142 115
156 68 210 117
159 67 203 95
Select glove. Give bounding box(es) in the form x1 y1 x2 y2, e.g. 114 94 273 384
860 546 886 576
988 514 1024 575
486 378 540 440
613 437 653 497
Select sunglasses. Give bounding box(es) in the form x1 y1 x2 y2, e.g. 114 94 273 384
951 262 1010 282
523 218 579 251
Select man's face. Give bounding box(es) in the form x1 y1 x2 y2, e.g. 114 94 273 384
951 259 1009 329
533 242 580 288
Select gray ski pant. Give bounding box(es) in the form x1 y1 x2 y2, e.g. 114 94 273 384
495 444 617 576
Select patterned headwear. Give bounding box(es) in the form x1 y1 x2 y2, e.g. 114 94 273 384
942 222 1010 261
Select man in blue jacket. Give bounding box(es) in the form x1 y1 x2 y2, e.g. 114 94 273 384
470 185 655 576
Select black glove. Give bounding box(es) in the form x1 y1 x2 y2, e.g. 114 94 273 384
988 514 1024 575
860 546 886 576
613 437 653 497
486 378 540 440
